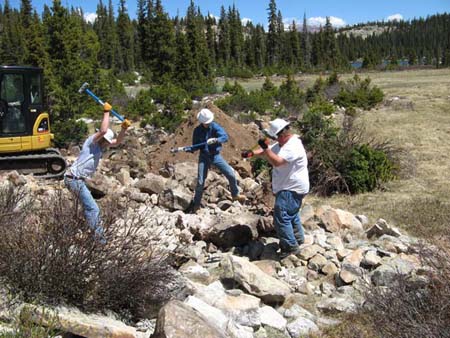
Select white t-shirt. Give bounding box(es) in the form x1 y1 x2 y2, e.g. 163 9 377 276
68 135 103 179
270 135 310 195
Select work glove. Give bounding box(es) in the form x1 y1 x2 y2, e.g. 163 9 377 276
207 138 219 145
241 150 254 159
103 102 112 112
258 138 269 150
121 119 131 129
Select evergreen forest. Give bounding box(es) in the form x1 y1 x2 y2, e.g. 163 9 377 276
1 0 449 122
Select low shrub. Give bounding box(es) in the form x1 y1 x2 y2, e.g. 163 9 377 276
126 89 158 120
148 82 192 114
128 83 192 131
334 74 384 110
0 184 179 321
117 71 138 86
216 89 274 115
52 119 88 148
298 111 397 195
276 75 305 114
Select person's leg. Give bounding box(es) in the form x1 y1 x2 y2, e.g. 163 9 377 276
193 155 210 208
273 191 301 254
65 177 105 242
292 193 305 245
212 154 239 197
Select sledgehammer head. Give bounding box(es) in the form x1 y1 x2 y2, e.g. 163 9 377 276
78 82 89 94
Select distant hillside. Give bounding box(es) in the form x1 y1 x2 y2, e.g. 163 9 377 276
339 25 389 39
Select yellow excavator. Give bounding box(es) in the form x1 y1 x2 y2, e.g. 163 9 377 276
0 66 66 178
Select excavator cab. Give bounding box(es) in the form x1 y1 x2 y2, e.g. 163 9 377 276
0 66 66 178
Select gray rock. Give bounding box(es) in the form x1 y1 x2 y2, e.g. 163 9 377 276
259 305 287 331
220 254 291 303
135 173 167 195
316 297 358 314
287 317 319 337
184 296 229 332
152 300 230 338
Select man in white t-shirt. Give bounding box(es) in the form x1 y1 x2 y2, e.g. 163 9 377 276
242 118 309 258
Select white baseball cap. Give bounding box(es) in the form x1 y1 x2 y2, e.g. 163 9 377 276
265 118 290 138
197 108 214 124
103 128 115 143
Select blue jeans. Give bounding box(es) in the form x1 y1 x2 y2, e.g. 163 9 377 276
64 176 105 242
193 153 239 207
273 190 305 252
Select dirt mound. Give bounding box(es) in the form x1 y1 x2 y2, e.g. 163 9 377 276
148 104 260 174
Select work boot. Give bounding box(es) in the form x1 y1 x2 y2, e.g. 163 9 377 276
232 194 247 203
279 246 301 259
185 201 201 214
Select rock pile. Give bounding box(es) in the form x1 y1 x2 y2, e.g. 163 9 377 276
0 153 426 338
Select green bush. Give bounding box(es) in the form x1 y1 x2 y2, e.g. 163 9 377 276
305 77 326 103
261 77 277 95
298 111 396 195
128 83 192 132
342 144 395 193
117 71 138 86
216 89 274 115
334 74 384 109
309 98 336 116
250 157 271 177
276 75 305 114
52 119 88 148
126 89 158 120
149 82 192 114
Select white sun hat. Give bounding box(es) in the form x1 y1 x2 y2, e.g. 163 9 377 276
197 108 214 124
103 128 115 143
265 118 290 138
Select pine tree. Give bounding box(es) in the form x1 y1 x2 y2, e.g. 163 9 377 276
266 0 278 65
0 0 23 64
185 0 212 87
147 0 176 82
205 13 217 68
322 17 339 70
217 6 231 67
174 19 195 88
117 0 134 72
228 5 244 66
301 13 311 69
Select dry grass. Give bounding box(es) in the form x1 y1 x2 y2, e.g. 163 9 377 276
305 69 450 237
221 69 450 237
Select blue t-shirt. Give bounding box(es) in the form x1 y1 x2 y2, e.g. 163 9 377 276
68 135 103 178
192 122 228 155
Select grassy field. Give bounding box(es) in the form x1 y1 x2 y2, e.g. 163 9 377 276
220 69 450 236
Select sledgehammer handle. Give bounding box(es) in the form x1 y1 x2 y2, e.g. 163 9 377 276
84 88 125 122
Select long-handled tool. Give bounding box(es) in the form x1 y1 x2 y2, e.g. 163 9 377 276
78 82 126 122
170 141 208 153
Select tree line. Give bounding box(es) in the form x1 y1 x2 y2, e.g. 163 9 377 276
1 0 449 119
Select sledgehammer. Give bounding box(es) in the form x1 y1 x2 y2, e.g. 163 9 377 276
78 82 125 122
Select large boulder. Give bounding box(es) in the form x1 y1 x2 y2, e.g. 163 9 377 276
220 254 291 303
23 305 137 338
152 300 230 338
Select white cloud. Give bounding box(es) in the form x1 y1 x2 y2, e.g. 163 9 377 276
387 14 403 22
283 17 301 30
308 16 346 28
241 17 252 25
84 12 97 24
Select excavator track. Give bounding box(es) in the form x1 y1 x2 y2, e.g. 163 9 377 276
0 148 67 179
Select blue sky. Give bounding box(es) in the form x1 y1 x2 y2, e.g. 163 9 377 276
7 0 450 28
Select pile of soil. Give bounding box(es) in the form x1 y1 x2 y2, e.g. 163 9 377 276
148 104 261 174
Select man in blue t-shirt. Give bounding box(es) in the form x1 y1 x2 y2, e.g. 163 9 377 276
64 102 130 243
186 108 245 213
